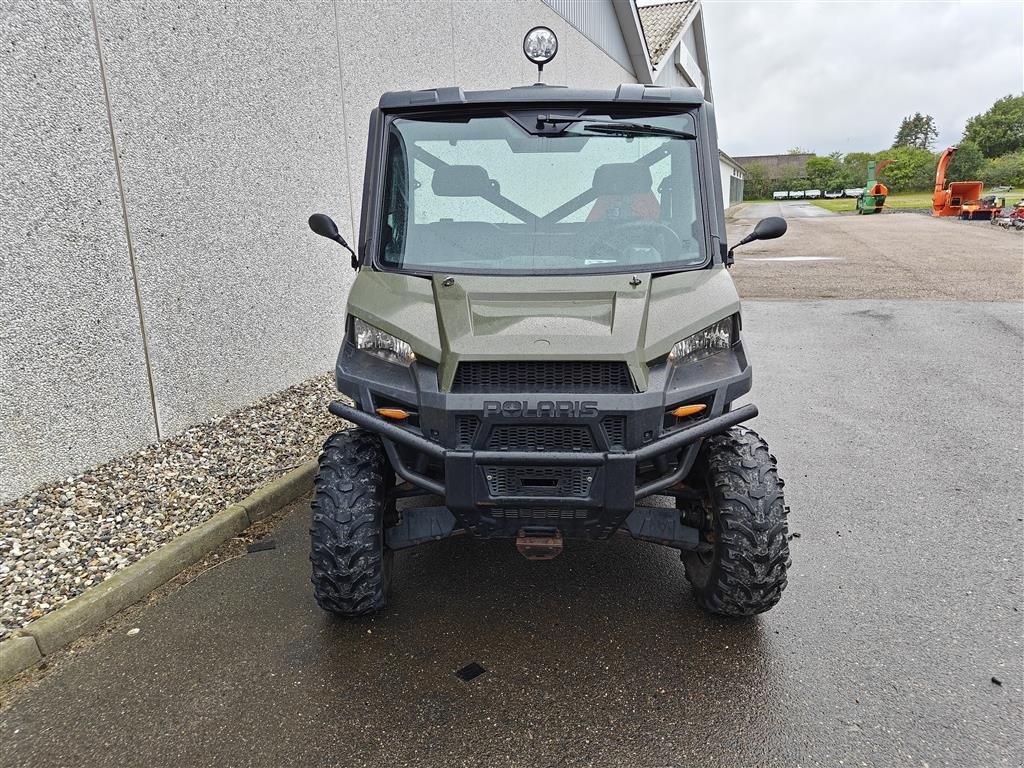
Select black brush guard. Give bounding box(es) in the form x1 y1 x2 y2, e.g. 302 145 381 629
327 399 757 545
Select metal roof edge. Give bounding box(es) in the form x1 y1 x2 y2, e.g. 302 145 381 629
718 150 746 173
378 84 705 109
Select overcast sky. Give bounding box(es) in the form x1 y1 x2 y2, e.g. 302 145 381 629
701 0 1024 156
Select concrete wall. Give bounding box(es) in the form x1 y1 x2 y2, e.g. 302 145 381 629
0 0 635 501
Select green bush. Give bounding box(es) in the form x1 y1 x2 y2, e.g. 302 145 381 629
742 162 772 200
945 142 984 181
978 152 1024 187
876 146 936 193
806 155 845 191
963 95 1024 158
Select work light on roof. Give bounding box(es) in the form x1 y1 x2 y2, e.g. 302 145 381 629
523 26 558 72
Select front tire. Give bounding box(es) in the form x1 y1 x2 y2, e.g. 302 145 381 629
310 429 393 617
683 426 791 617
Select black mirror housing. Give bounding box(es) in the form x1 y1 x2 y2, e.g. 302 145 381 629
725 216 787 268
309 212 340 241
752 216 787 241
308 213 358 269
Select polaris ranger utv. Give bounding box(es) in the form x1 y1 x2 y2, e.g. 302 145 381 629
308 28 791 619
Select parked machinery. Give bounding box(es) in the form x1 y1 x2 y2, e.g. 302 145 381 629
991 200 1024 230
932 146 1003 220
856 159 894 214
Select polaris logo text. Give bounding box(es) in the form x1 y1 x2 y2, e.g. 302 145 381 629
482 400 598 418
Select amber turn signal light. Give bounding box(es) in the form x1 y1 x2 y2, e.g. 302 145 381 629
670 404 707 418
376 407 410 420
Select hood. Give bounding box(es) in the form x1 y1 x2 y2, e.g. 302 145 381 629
346 269 741 392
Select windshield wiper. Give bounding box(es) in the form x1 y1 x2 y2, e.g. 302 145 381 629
534 116 696 140
583 122 696 140
536 114 586 128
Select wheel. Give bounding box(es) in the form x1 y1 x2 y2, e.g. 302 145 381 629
310 428 394 616
682 426 791 617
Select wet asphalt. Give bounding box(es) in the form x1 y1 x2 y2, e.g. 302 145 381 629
2 297 1021 768
738 200 837 218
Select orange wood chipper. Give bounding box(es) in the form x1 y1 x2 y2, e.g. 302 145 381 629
932 146 1003 220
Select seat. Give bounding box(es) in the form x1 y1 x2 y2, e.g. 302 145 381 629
587 163 660 222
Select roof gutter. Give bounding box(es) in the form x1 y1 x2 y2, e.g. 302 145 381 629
612 0 655 84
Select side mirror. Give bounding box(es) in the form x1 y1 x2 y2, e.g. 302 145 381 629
726 216 787 267
749 216 788 242
308 213 357 269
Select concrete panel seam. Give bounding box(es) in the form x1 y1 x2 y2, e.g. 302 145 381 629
447 0 456 84
87 0 162 440
332 0 358 241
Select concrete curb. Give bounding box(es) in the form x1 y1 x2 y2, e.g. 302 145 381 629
725 202 749 222
1 460 316 682
0 635 42 681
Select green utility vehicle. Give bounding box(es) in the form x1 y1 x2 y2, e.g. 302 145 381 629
308 28 791 619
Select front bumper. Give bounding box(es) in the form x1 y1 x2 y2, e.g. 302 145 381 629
330 398 756 502
331 340 755 540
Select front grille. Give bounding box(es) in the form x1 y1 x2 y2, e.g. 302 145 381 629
486 424 594 453
492 508 589 520
601 416 627 450
455 416 479 448
451 361 634 393
484 466 593 498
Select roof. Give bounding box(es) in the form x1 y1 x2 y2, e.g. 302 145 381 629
378 83 705 110
732 153 813 178
637 1 697 66
718 150 746 173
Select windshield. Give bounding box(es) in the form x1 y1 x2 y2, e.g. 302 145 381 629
377 111 707 275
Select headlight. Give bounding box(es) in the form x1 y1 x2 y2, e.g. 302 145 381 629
668 316 735 364
523 26 558 66
352 317 416 366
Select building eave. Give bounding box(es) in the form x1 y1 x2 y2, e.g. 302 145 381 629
612 0 655 83
647 2 700 80
719 150 746 173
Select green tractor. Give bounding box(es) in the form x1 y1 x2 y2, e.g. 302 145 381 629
856 159 894 214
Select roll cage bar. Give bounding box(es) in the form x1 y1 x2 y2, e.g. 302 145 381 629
407 138 676 226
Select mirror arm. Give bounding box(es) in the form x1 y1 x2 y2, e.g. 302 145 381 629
333 237 357 268
725 234 755 268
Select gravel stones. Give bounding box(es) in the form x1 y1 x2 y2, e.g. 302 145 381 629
0 374 341 640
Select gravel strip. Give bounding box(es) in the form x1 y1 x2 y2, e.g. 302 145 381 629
0 374 343 640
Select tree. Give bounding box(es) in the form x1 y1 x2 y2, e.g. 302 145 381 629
978 151 1024 187
893 113 939 150
776 164 800 192
945 142 984 181
963 94 1024 158
878 146 937 192
892 116 915 147
841 151 875 187
742 162 771 200
806 155 843 191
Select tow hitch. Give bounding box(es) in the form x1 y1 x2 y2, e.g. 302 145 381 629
516 528 564 560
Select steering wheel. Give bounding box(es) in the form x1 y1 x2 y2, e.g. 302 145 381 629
587 220 684 263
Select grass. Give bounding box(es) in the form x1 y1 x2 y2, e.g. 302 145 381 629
807 190 1023 213
808 192 933 212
